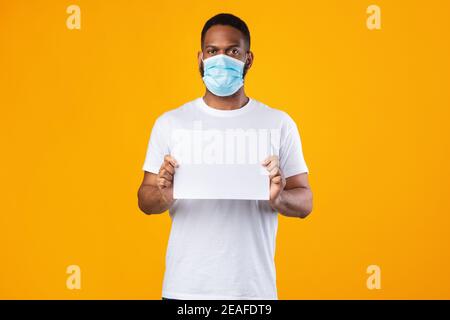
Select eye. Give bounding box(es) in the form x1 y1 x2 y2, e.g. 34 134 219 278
231 48 239 55
207 49 216 55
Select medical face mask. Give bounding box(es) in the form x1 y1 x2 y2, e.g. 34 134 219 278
201 54 246 97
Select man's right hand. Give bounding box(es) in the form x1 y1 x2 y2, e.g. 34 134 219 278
157 155 178 205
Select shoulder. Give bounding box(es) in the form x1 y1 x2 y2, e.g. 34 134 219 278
252 98 299 130
153 98 198 125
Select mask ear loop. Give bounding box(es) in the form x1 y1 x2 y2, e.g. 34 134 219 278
242 51 249 80
200 52 205 77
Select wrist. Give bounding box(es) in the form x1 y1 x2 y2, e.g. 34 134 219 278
158 188 174 209
269 191 284 211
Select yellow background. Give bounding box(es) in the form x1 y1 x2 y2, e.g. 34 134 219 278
1 0 449 299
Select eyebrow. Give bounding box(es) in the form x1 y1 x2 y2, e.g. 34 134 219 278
204 43 242 49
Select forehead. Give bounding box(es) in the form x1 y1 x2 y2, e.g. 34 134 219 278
203 25 246 47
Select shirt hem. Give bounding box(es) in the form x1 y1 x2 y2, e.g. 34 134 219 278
143 164 160 174
284 168 309 179
162 291 278 300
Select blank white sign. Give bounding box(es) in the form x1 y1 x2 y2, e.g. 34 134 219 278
173 163 270 200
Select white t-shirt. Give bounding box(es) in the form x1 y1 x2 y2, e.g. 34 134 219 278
142 97 309 300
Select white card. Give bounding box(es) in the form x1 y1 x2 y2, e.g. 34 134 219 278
170 123 276 200
173 163 270 200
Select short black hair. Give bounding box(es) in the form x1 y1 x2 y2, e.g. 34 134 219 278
201 13 251 50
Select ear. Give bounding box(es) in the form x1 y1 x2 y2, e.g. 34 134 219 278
197 51 204 76
245 51 254 70
198 51 205 66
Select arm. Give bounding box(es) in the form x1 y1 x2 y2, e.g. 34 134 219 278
137 155 178 215
271 173 313 218
263 156 313 218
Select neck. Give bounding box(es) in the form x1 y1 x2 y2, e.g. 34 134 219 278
203 88 249 110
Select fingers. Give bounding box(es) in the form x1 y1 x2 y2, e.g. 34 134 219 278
263 156 284 185
160 161 174 175
262 155 281 176
157 177 172 189
159 169 173 181
269 167 281 179
158 168 173 189
271 175 282 185
164 155 179 168
262 155 279 170
261 155 275 166
158 155 178 189
266 160 279 172
160 155 178 175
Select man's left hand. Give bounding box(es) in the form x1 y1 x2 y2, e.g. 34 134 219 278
262 155 286 207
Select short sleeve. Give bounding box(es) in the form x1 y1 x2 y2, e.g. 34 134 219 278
279 116 309 178
142 115 170 174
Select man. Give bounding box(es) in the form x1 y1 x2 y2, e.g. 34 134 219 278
138 13 313 300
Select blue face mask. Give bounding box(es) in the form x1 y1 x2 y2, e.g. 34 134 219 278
202 54 246 97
